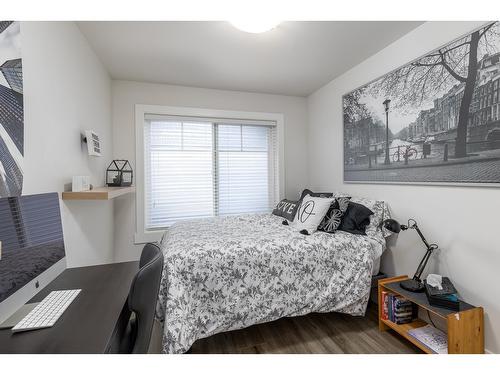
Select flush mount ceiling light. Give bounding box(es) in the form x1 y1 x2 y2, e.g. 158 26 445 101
229 20 281 34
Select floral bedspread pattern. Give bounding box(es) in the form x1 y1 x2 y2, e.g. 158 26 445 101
156 208 389 353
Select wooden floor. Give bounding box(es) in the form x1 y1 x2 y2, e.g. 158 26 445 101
184 303 422 354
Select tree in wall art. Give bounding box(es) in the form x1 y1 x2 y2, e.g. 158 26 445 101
0 21 23 197
343 22 500 185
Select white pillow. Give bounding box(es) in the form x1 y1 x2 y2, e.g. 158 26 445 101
292 194 334 234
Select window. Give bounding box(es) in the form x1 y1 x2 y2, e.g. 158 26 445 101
145 120 214 229
141 112 280 231
216 124 277 217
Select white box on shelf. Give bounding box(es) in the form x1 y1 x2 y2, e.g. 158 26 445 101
72 176 90 192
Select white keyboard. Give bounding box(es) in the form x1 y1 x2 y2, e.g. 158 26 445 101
12 289 81 332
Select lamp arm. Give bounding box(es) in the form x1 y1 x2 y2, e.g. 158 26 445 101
413 224 431 249
412 247 434 282
411 223 437 282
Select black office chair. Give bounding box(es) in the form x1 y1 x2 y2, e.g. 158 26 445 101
118 243 164 354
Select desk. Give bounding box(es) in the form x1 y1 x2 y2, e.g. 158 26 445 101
0 261 138 353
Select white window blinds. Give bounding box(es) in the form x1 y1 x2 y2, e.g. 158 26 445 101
144 116 278 229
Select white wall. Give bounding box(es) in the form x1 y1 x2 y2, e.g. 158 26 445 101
112 80 308 261
21 22 114 267
307 21 499 353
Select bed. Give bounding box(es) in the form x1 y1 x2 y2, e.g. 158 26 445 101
155 198 390 354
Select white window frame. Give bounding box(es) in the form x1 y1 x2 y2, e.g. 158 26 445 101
134 104 285 243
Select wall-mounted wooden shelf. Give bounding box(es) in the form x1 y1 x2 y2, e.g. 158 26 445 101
62 186 135 201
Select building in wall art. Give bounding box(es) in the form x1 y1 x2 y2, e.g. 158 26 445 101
0 84 24 153
0 58 23 94
404 53 500 143
0 21 23 197
0 21 13 35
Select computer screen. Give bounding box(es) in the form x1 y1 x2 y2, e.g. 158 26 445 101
0 193 66 304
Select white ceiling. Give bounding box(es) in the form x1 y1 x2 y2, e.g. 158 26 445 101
77 21 423 97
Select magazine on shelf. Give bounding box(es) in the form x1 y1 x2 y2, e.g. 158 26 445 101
408 325 448 354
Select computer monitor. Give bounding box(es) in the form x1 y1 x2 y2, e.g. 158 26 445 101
0 193 66 323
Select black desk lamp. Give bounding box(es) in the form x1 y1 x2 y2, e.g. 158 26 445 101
382 218 439 293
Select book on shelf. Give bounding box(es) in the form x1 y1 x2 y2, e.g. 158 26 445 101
424 281 460 311
426 293 460 311
408 324 448 354
381 291 389 320
381 291 415 324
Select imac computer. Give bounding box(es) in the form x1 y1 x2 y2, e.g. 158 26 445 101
0 192 78 331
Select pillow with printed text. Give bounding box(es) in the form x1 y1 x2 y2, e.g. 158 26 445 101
272 199 299 222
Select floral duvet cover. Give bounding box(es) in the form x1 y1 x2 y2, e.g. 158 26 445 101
156 210 388 353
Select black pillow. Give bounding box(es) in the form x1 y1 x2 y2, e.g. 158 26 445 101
337 202 374 235
299 189 333 200
318 197 351 233
272 199 299 221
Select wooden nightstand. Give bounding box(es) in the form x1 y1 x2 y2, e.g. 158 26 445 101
378 275 484 354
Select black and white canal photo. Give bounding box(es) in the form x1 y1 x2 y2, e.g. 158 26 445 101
343 22 500 185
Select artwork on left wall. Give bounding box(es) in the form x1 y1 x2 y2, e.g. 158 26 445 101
0 21 23 198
